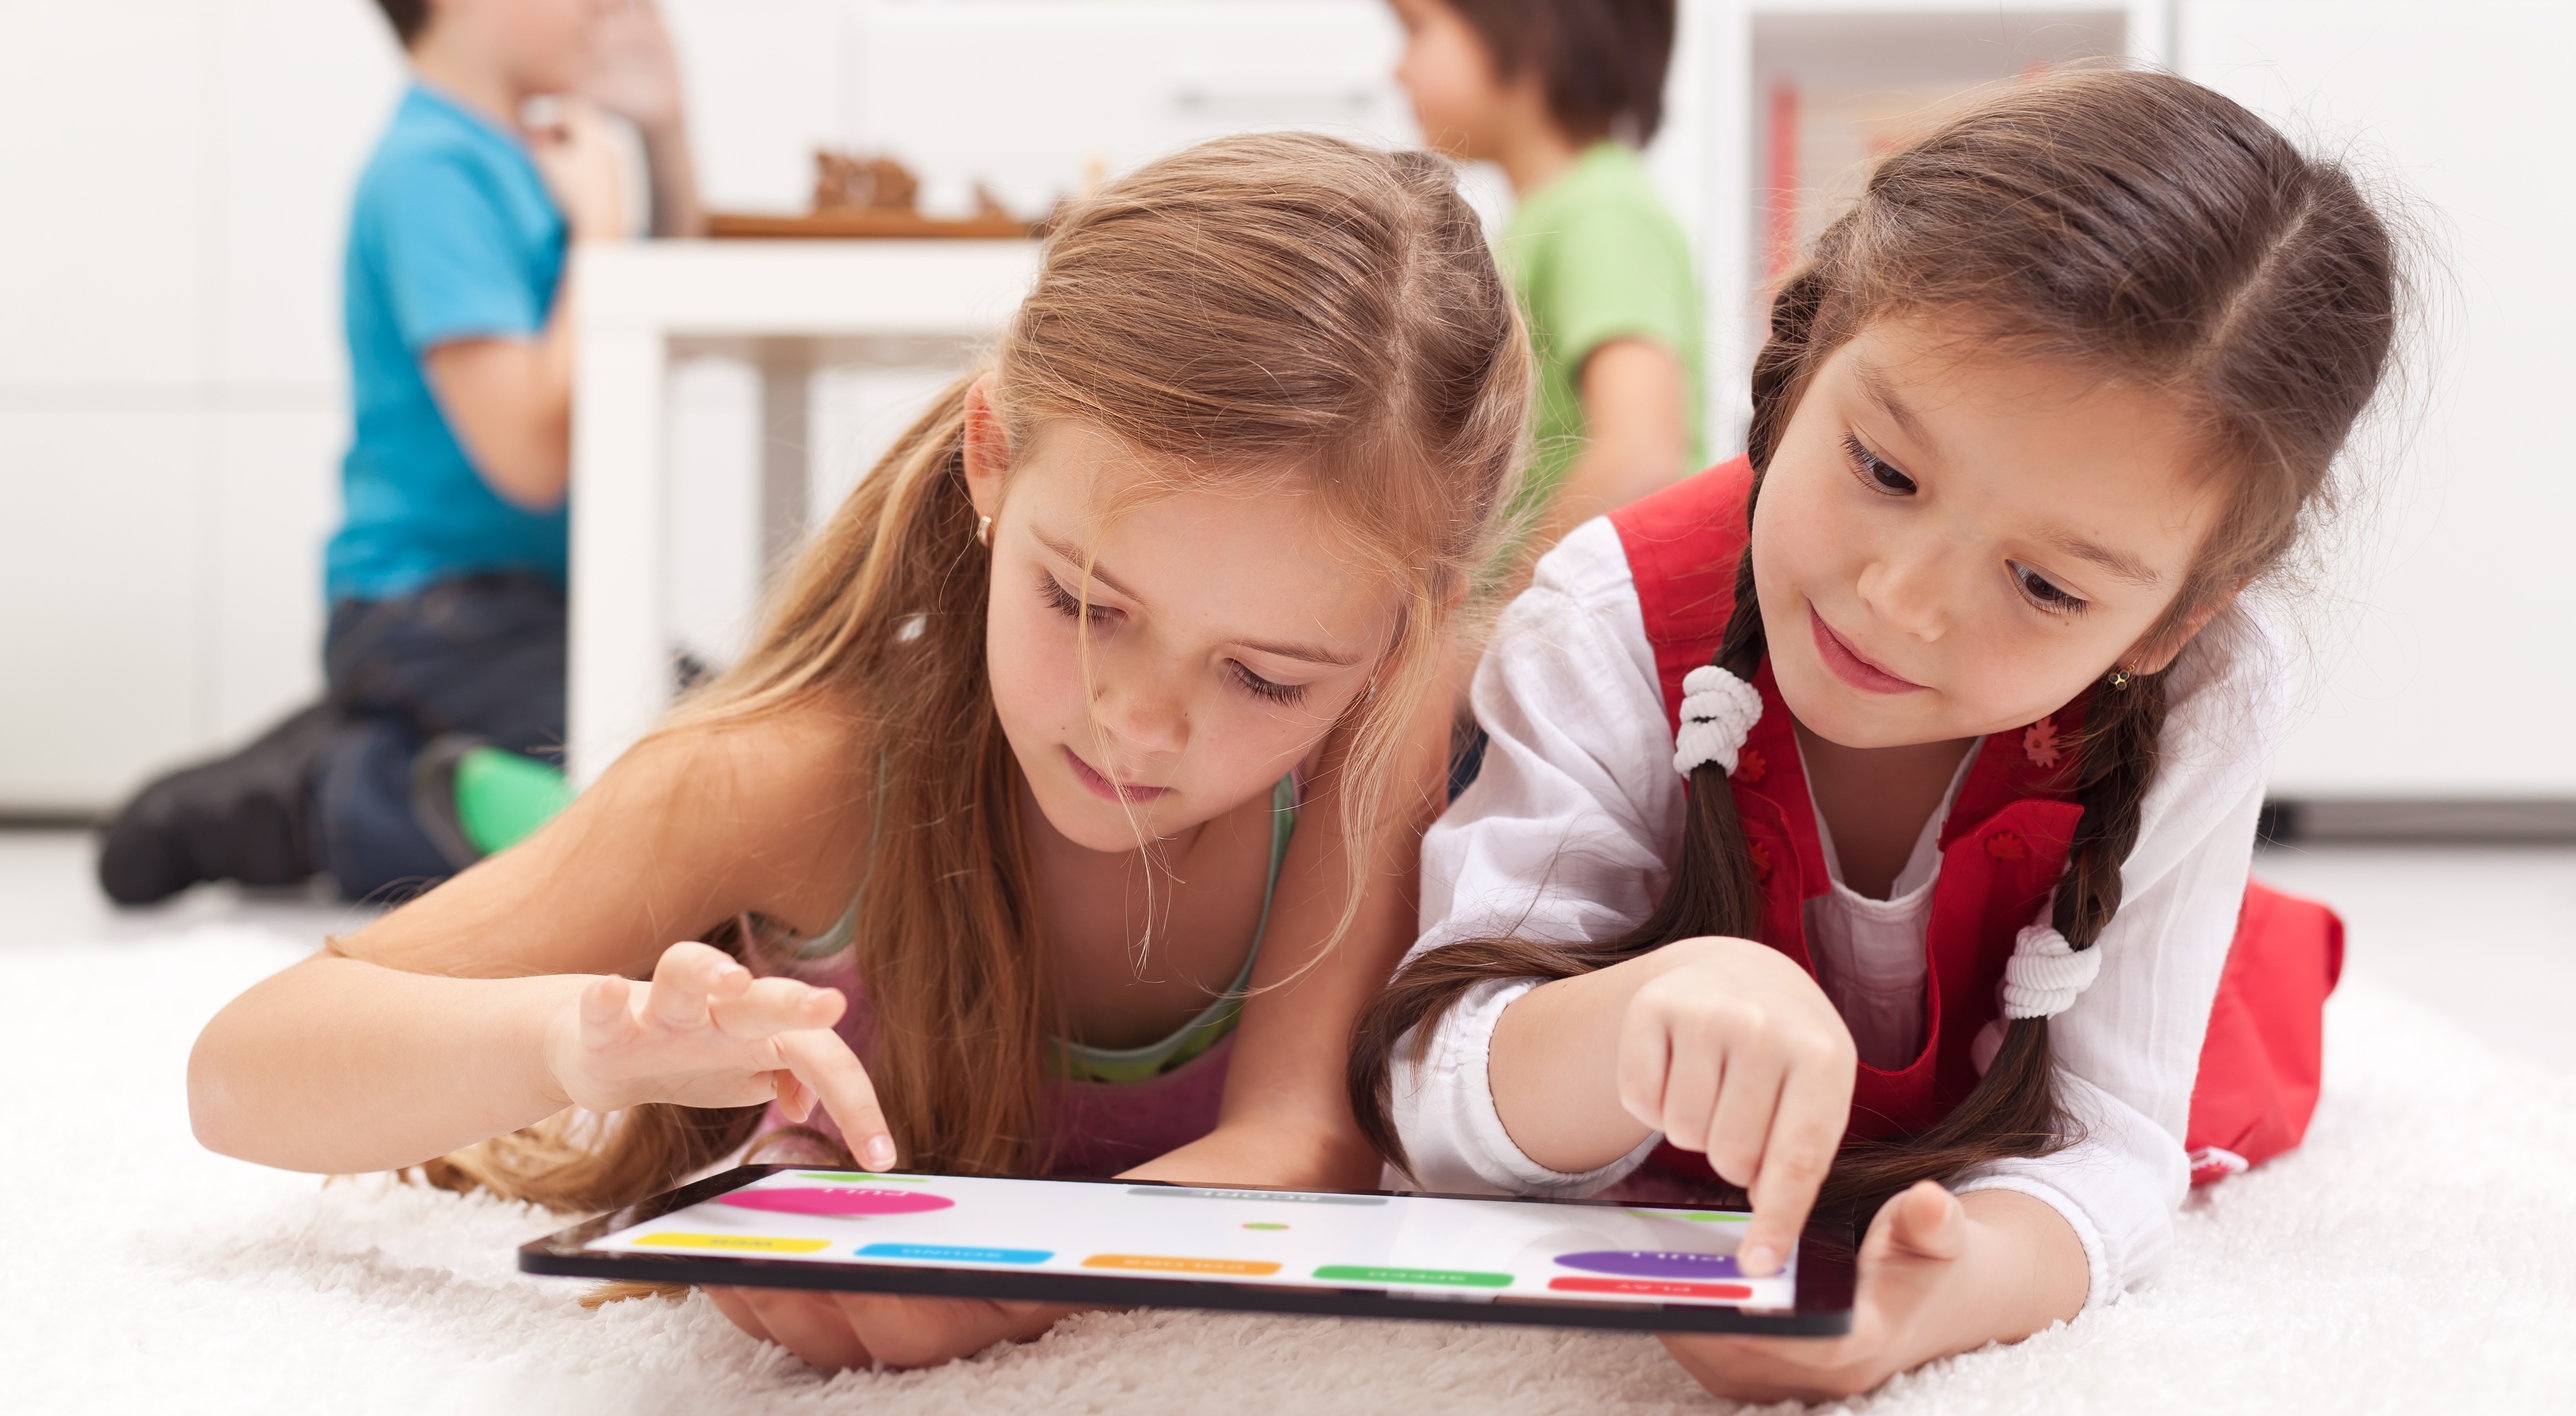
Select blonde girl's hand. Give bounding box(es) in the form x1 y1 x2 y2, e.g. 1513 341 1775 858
545 941 898 1170
702 1288 1071 1371
1657 1182 2086 1402
1621 936 1858 1276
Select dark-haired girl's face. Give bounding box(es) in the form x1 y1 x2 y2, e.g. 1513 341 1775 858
1753 317 2227 751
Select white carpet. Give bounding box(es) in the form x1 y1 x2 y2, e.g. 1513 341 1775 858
6 923 2569 1415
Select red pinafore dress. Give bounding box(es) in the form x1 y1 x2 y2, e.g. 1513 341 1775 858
1612 457 2343 1186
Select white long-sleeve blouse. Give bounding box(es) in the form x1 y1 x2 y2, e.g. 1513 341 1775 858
1390 516 2284 1309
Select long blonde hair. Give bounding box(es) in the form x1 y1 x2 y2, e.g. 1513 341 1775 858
425 133 1529 1210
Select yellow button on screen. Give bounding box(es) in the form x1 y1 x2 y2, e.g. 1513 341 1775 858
633 1232 832 1254
1082 1254 1282 1277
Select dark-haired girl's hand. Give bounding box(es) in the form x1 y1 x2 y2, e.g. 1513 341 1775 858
543 940 898 1169
1489 935 1856 1273
1659 1181 2088 1401
1616 936 1859 1273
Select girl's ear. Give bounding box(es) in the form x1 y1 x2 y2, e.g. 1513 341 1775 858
960 373 1010 522
2124 586 2240 675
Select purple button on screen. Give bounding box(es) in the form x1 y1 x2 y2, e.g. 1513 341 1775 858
1553 1249 1744 1280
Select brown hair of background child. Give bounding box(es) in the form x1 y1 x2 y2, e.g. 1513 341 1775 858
371 0 430 45
1441 0 1675 144
1351 67 2399 1213
422 131 1530 1210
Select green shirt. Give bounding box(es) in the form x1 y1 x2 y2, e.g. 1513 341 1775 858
1499 142 1707 518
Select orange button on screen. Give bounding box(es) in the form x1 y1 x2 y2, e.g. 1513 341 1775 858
1082 1254 1282 1277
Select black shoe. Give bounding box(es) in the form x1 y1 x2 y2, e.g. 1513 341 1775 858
95 702 340 905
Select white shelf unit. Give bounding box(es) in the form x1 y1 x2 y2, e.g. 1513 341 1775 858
1684 1 2170 448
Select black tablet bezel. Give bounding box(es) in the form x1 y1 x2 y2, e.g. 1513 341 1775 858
518 1165 1855 1336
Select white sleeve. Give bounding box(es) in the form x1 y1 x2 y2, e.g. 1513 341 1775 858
1388 517 1683 1193
1956 608 2287 1308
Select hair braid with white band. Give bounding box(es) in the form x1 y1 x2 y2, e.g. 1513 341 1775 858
2004 920 2102 1018
1676 662 2104 1020
1671 664 1764 777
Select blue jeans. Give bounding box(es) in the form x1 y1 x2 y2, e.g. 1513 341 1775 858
313 574 565 902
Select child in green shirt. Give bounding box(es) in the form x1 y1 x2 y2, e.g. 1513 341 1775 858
1390 0 1704 554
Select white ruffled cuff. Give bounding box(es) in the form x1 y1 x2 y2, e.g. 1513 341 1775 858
1389 979 1659 1197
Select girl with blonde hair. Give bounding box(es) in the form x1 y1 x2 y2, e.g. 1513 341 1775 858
191 131 1529 1371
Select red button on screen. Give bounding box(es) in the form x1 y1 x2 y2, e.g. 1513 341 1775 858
1549 1275 1754 1301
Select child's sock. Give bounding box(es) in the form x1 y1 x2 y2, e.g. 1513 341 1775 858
451 746 574 855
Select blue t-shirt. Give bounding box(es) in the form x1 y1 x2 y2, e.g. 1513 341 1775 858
328 84 569 605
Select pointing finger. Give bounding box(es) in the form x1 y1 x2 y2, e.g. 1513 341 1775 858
777 1029 896 1171
1738 1048 1849 1276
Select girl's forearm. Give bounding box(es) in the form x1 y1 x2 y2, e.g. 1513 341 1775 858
1487 950 1670 1172
1938 1189 2090 1346
1127 1114 1380 1191
188 954 586 1175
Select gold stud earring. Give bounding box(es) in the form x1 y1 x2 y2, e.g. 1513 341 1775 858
2106 666 2132 690
976 515 993 548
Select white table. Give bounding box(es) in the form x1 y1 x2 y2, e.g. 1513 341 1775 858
567 240 1041 783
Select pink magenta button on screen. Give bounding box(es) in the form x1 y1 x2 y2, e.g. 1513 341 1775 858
718 1187 956 1217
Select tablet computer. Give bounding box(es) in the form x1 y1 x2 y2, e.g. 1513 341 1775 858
520 1165 1855 1335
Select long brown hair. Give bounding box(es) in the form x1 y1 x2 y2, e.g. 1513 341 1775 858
420 132 1530 1212
1350 68 2399 1215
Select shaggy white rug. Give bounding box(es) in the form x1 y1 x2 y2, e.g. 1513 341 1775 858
6 923 2569 1415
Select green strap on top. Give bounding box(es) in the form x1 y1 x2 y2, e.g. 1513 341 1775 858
1051 774 1299 1084
771 775 1302 1083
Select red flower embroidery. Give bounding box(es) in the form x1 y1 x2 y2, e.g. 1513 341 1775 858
2023 716 2063 769
1733 747 1767 783
1747 840 1774 883
1984 830 2028 862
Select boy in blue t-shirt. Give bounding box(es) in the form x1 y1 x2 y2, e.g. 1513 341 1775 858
99 0 702 904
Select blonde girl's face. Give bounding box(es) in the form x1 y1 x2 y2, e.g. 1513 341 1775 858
1754 316 2228 750
965 398 1400 853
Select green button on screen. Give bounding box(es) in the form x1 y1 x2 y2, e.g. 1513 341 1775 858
1313 1265 1511 1289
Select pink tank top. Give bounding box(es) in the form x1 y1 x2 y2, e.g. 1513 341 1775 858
747 775 1297 1177
751 978 1237 1178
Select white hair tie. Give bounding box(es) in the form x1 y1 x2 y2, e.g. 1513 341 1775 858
2003 922 2103 1019
1672 664 1764 777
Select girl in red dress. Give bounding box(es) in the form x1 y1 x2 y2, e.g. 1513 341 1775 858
1354 68 2398 1400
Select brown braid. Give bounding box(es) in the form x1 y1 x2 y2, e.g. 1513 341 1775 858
1350 67 2398 1215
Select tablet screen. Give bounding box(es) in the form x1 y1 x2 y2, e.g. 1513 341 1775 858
583 1169 1794 1313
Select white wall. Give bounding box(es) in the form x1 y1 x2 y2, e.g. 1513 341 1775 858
0 0 402 813
2181 3 2576 798
2 0 2567 811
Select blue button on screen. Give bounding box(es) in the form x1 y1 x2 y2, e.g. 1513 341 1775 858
855 1243 1053 1265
